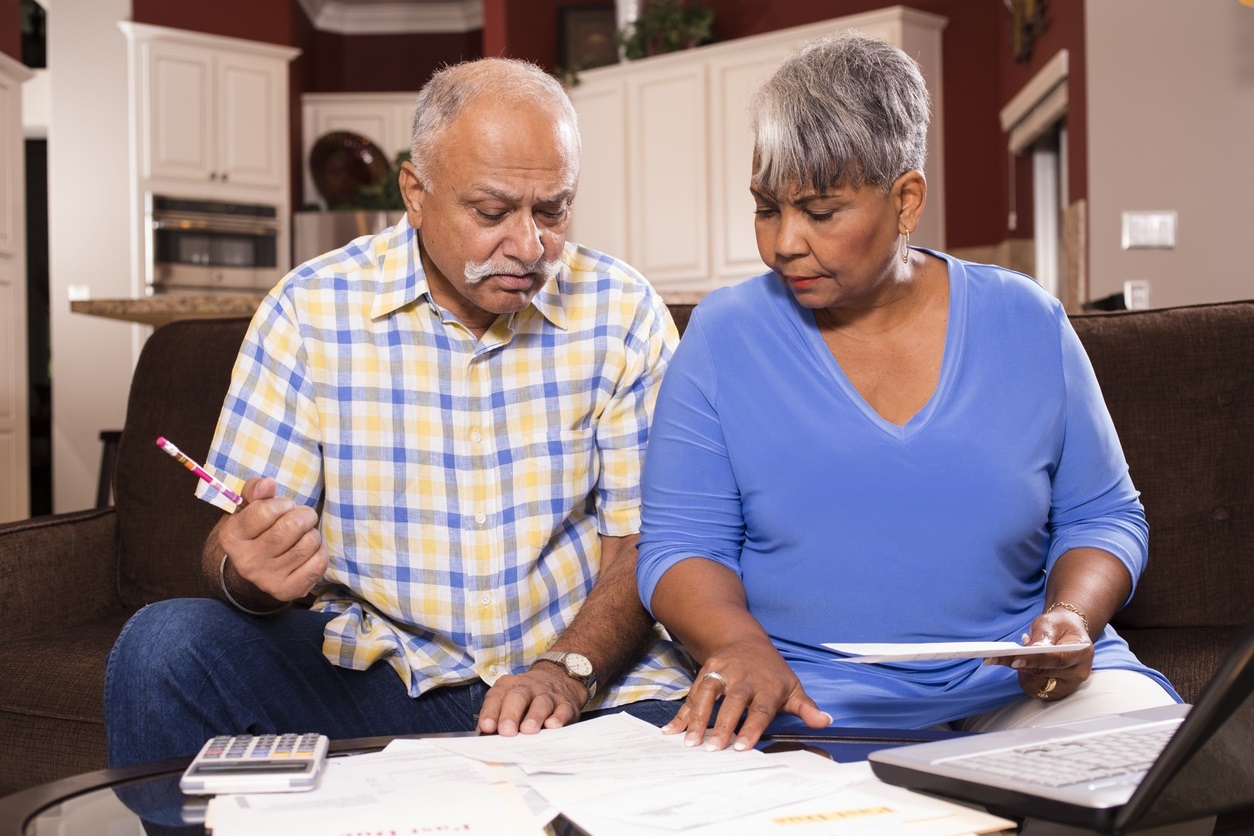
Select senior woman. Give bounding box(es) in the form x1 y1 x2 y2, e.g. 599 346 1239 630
636 32 1180 753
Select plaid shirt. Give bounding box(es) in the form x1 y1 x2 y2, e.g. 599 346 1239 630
199 217 694 707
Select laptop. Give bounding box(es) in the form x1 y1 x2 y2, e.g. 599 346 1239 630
868 618 1254 834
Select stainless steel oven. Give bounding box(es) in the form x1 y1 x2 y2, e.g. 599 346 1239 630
145 194 283 294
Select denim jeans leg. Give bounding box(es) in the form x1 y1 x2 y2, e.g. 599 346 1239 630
583 698 682 727
104 598 488 767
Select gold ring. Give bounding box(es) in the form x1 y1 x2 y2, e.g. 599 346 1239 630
1036 676 1058 699
702 671 727 689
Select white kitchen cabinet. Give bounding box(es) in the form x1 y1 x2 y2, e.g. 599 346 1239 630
568 7 948 293
120 23 299 283
300 93 417 209
0 51 32 522
121 23 299 192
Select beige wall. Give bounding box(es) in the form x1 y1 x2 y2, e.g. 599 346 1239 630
48 0 137 512
1086 0 1254 307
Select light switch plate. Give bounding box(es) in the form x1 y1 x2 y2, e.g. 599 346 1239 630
1121 211 1177 249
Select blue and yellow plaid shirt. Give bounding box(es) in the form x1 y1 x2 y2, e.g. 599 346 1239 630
199 217 694 708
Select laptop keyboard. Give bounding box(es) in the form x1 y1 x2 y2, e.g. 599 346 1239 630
942 725 1177 788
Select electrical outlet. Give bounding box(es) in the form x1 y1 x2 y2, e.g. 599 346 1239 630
1124 280 1150 310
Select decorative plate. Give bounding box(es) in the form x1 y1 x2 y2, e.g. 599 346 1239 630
309 131 392 209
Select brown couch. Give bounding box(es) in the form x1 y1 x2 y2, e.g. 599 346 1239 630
1 300 1251 799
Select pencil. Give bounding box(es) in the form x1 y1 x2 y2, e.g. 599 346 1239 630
155 436 244 507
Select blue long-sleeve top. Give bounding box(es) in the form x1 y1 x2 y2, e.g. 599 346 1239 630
637 251 1178 730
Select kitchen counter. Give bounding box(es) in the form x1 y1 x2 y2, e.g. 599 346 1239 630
71 290 708 329
71 295 267 328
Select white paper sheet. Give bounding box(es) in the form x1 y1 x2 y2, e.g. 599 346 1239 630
429 712 781 779
822 640 1088 663
201 715 1015 836
204 740 545 835
529 751 1016 835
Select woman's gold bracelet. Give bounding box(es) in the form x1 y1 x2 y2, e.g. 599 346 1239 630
1046 600 1090 633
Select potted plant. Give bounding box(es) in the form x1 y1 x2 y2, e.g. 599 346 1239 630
351 150 411 211
616 0 715 61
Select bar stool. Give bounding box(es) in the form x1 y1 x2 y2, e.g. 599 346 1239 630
96 430 122 508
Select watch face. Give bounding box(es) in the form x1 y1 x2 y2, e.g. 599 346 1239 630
565 654 594 678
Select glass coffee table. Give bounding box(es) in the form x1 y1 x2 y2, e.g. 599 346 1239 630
0 729 958 835
0 734 396 836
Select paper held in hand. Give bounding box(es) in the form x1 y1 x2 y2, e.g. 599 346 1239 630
823 640 1090 664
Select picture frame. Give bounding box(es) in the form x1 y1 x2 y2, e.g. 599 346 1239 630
558 6 620 71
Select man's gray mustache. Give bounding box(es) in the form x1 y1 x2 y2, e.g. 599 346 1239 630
464 258 561 285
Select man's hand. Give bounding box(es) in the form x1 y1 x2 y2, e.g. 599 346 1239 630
473 533 656 737
214 477 327 604
476 663 589 736
661 636 830 752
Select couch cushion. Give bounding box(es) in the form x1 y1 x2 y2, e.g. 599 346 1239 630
1119 626 1244 705
669 303 694 336
0 507 122 642
114 318 251 607
1070 302 1254 630
0 610 137 795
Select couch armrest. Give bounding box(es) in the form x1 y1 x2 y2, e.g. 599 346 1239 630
0 508 126 642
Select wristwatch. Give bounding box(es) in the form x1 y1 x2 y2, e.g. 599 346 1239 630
533 651 598 702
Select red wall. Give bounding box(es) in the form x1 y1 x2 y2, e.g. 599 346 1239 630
129 1 484 210
694 0 1078 249
131 0 298 46
1 0 21 61
999 0 1087 216
482 0 1059 249
307 30 482 92
485 0 615 67
125 0 1080 252
131 0 481 91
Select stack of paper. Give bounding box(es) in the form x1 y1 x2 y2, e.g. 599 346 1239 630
431 714 1015 836
204 713 1015 835
204 740 544 835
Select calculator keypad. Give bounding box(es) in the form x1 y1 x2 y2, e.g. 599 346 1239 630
198 733 322 761
182 732 328 795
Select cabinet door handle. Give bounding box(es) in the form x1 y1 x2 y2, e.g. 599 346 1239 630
209 172 218 181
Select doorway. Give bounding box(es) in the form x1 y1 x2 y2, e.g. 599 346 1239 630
25 138 50 517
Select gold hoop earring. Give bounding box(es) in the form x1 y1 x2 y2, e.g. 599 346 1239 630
902 231 910 265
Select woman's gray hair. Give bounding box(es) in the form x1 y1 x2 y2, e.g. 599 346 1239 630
751 32 930 195
409 57 580 185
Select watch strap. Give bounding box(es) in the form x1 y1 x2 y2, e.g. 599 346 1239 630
534 651 598 702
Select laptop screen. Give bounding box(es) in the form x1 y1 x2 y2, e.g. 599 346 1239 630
866 619 1254 834
1120 639 1254 831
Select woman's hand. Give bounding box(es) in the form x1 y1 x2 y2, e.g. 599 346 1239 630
662 636 831 752
985 547 1135 702
985 606 1094 701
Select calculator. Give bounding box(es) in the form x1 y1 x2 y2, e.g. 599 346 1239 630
179 733 330 795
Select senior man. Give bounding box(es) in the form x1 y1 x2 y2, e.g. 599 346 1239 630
105 57 693 767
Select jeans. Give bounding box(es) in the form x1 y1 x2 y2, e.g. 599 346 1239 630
104 598 680 768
